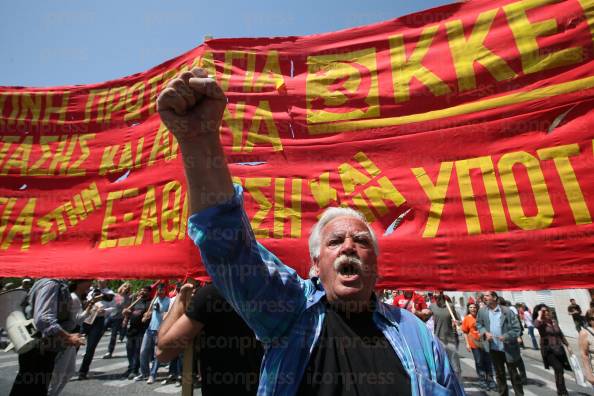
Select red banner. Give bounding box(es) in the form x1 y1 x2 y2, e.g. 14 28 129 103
2 0 594 290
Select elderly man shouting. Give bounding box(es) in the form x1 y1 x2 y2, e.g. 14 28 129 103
156 68 464 396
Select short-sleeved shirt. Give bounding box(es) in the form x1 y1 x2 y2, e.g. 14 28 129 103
461 315 481 349
148 296 170 331
186 284 263 396
127 299 150 337
430 304 458 344
392 293 427 313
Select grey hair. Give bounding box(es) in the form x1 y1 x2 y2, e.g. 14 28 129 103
308 207 379 278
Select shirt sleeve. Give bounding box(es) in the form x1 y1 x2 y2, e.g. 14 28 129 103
187 184 308 342
185 284 221 324
430 327 466 394
475 311 486 335
33 281 65 337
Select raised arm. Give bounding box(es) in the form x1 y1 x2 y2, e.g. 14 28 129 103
156 68 234 213
157 68 308 341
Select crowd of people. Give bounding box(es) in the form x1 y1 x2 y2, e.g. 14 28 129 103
385 289 594 395
2 278 192 395
3 67 594 396
3 276 594 396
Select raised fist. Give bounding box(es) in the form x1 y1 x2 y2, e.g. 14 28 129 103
156 68 226 142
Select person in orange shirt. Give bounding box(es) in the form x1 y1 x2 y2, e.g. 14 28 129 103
462 302 496 391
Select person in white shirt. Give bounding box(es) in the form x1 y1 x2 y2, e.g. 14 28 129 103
522 304 539 350
78 280 116 379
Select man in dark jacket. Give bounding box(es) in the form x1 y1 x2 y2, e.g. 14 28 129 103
476 291 524 396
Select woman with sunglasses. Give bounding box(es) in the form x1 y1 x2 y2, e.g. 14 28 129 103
533 304 571 396
578 308 594 385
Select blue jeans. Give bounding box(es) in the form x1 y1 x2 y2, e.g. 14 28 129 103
140 329 160 378
527 326 539 349
471 347 494 380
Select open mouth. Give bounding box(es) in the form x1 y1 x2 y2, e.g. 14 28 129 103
338 263 361 277
335 256 363 279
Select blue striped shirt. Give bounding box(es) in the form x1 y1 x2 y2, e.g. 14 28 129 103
188 184 465 396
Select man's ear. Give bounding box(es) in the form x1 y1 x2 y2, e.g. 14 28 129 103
312 257 320 276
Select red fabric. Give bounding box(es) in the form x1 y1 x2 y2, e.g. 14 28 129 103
393 292 427 312
1 0 594 290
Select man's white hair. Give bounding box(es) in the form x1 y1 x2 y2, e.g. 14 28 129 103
308 207 379 278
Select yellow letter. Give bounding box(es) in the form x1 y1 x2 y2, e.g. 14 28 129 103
48 136 76 176
67 133 95 176
498 151 554 230
222 102 246 152
412 162 453 238
273 178 302 239
220 51 247 91
503 0 583 74
310 172 338 208
446 9 517 92
29 136 58 176
389 26 451 103
250 51 286 92
306 48 380 123
99 188 138 248
363 176 407 216
537 144 591 224
1 198 36 251
124 81 146 121
244 101 283 152
456 156 508 234
42 92 69 125
161 181 182 242
148 123 174 166
1 137 32 176
338 163 371 195
245 178 272 238
136 186 160 245
0 197 17 241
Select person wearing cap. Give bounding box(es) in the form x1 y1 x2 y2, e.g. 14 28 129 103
19 278 33 291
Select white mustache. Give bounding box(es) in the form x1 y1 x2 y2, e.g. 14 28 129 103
333 255 363 273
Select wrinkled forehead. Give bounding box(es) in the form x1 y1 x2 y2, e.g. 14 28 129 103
321 216 371 238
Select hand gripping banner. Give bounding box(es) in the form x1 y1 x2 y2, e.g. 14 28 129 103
2 0 594 290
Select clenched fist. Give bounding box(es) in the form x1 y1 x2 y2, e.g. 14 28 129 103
156 68 226 142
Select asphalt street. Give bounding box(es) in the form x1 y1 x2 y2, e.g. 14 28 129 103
0 332 592 395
